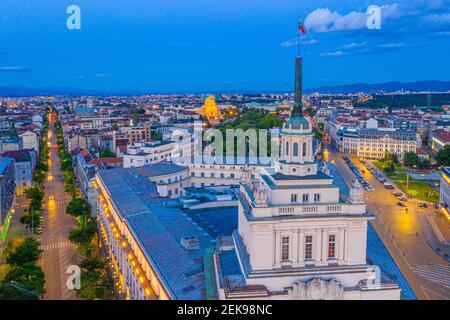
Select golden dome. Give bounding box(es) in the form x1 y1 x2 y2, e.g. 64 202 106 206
200 95 221 122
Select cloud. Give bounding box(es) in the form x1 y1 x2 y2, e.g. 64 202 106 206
0 66 30 73
320 50 345 57
379 42 407 48
304 4 400 33
341 41 368 49
280 38 318 48
425 13 450 24
95 73 112 78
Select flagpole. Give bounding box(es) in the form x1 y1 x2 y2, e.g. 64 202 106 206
297 17 300 57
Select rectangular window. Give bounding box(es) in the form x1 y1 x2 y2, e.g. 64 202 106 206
291 194 297 203
328 235 336 259
314 193 320 202
304 235 313 260
302 194 309 203
281 236 290 261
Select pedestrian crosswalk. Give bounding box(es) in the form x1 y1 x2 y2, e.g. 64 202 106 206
412 264 450 288
41 241 74 251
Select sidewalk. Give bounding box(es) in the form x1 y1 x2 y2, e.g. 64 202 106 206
421 214 450 262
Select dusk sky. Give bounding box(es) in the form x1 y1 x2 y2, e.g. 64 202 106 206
0 0 449 93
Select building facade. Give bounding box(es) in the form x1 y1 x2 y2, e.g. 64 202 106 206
0 157 15 225
431 130 450 155
439 167 450 222
337 127 418 160
1 150 33 195
19 131 39 153
213 57 400 300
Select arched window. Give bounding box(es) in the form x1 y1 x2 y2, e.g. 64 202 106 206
293 142 299 157
302 142 307 157
286 141 289 156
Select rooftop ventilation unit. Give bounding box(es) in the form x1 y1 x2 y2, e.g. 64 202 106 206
181 236 200 250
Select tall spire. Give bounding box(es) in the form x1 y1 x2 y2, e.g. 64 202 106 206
292 56 303 117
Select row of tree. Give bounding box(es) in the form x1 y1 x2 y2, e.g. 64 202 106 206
66 198 111 299
21 113 49 231
55 121 77 198
53 115 111 299
32 117 50 186
0 238 45 300
403 151 432 169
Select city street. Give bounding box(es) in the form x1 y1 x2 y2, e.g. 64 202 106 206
324 147 450 300
38 122 79 300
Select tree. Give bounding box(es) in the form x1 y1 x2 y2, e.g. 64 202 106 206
76 258 111 300
100 147 115 158
151 131 162 141
25 187 44 211
68 222 97 246
404 151 420 167
436 145 450 166
0 262 45 299
6 238 42 266
69 221 97 257
420 159 431 169
384 162 395 176
20 210 41 229
66 198 91 217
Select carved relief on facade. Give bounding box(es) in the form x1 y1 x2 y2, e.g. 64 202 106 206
288 278 344 300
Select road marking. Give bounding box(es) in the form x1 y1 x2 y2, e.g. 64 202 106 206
41 241 74 251
421 285 450 300
412 264 450 288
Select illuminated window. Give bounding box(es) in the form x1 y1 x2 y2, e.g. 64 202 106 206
305 235 313 259
281 236 290 261
328 235 336 259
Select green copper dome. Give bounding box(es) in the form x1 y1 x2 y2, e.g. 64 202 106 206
285 115 310 130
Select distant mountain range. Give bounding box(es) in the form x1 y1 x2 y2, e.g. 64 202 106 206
0 86 141 97
0 80 449 97
304 80 450 94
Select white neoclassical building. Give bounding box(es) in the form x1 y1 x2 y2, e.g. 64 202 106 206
213 56 401 300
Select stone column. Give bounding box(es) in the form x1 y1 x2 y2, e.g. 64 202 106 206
338 229 345 263
292 230 299 264
315 229 322 262
298 230 304 265
321 230 328 262
274 231 281 267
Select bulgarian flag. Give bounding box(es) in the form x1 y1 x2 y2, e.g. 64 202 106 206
298 19 306 35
